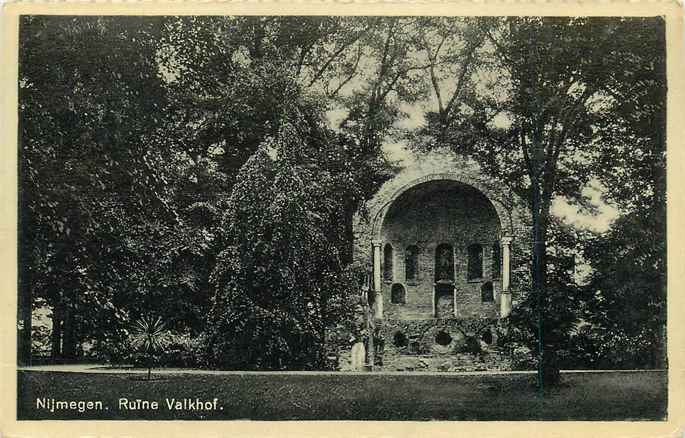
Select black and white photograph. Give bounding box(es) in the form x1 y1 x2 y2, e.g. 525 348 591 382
12 13 669 423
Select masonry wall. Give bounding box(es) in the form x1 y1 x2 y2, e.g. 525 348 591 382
348 151 531 372
380 180 501 320
377 318 512 372
352 152 530 288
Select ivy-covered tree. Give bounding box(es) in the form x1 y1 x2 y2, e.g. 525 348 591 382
159 16 427 263
206 106 361 369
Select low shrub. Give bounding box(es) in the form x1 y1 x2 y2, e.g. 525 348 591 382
97 330 208 368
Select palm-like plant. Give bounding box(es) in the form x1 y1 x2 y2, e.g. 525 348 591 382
130 316 169 381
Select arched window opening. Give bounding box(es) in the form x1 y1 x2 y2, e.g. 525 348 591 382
405 245 419 282
393 331 408 348
491 242 501 279
467 243 483 280
383 244 394 282
435 244 454 282
481 281 494 302
391 283 406 304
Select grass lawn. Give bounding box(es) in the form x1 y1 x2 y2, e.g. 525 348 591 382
17 370 666 421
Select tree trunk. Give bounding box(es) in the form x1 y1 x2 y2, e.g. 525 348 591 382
18 171 33 366
62 306 77 360
50 307 62 361
18 281 32 366
531 178 544 392
539 206 562 387
532 178 560 391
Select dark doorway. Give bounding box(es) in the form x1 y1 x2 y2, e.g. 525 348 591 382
435 283 454 318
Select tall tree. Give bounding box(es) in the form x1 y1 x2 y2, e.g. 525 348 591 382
18 16 177 361
206 105 360 369
413 17 666 386
578 16 666 369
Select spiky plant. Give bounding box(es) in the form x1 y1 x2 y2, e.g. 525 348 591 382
130 316 169 380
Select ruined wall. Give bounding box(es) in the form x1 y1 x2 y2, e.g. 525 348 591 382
378 318 512 372
380 181 501 320
347 151 530 372
353 151 531 317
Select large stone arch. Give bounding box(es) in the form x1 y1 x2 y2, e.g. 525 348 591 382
370 172 514 240
352 153 528 269
347 152 530 372
352 152 529 321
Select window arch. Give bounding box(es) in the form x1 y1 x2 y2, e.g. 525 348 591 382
491 242 501 279
391 283 406 304
481 281 494 302
383 244 394 282
467 243 483 280
435 244 454 282
405 245 419 282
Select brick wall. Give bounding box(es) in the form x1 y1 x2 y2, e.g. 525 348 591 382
380 180 502 320
337 318 513 372
347 151 531 372
353 151 531 313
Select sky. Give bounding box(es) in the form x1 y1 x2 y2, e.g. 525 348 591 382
321 38 621 236
327 105 620 235
551 182 619 233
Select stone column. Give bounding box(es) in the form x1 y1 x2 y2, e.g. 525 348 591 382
432 285 436 318
372 240 383 319
500 237 513 318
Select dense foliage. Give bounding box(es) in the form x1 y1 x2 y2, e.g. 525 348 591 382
205 114 363 369
18 16 666 374
413 17 666 380
18 16 176 361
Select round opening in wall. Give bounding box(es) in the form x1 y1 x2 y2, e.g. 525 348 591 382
393 331 408 348
435 331 452 346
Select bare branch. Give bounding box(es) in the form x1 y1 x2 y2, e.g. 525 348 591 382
444 42 478 125
328 44 363 98
372 18 401 103
484 26 514 67
295 41 316 77
307 34 364 88
423 32 448 114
